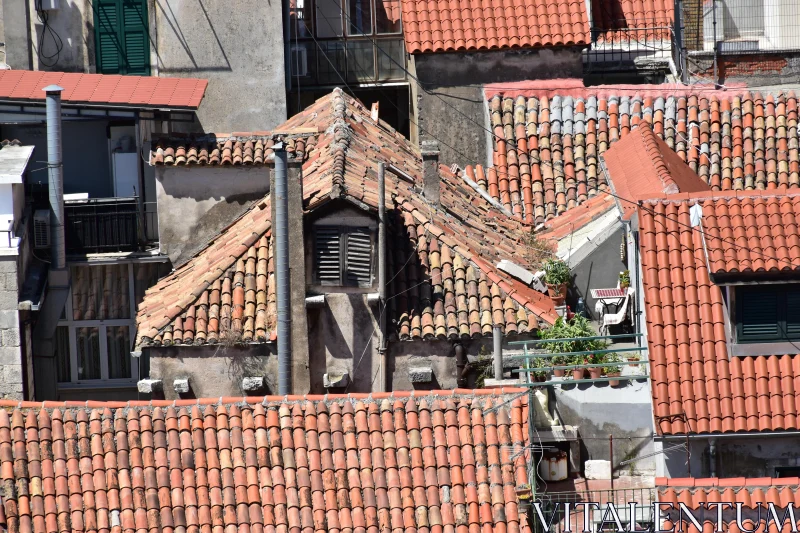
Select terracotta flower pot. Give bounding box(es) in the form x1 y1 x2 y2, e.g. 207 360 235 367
553 368 565 378
588 367 602 380
548 283 568 306
572 368 585 380
627 356 638 368
608 372 621 387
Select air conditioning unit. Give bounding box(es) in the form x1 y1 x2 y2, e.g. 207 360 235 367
291 46 309 77
33 210 50 249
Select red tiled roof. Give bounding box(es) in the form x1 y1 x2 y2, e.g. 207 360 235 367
640 190 800 435
151 133 318 166
602 122 710 220
136 89 558 348
589 0 673 44
0 70 208 109
535 192 615 240
401 0 590 54
0 389 532 533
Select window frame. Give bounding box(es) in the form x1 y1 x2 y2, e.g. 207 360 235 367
92 0 152 76
734 284 800 344
313 225 375 288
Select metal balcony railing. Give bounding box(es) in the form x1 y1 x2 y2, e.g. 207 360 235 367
64 197 158 254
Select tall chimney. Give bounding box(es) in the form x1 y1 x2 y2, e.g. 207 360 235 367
274 143 292 395
421 140 440 207
44 85 65 269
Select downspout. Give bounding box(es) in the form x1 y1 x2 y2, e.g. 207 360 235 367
274 144 292 395
377 162 387 392
493 325 503 380
44 85 65 269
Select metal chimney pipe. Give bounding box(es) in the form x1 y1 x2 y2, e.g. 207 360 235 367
274 144 292 395
44 85 65 270
377 163 387 391
493 325 503 380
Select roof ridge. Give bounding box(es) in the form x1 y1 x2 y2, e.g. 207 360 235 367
636 123 677 193
327 87 351 199
640 187 800 204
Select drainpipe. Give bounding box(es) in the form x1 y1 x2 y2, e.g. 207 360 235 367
377 162 387 392
455 343 467 387
44 85 65 269
493 325 503 380
274 144 291 395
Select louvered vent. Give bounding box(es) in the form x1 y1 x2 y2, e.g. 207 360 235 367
345 230 373 287
315 227 341 285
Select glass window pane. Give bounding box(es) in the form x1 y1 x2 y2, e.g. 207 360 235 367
55 327 71 383
316 0 344 37
377 39 405 81
107 326 132 379
76 327 101 380
347 0 372 35
290 0 313 37
71 264 130 320
376 0 401 33
347 41 375 82
316 41 347 84
291 42 317 84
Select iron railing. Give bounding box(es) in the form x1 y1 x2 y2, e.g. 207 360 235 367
64 197 158 254
585 17 674 73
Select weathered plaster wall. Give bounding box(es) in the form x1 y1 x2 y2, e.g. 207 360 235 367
412 48 583 165
689 52 800 86
0 255 23 399
26 0 94 72
553 377 656 475
147 344 278 400
155 165 270 265
153 0 287 132
570 226 628 319
662 436 800 479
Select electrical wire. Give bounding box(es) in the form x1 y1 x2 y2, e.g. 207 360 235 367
36 7 63 68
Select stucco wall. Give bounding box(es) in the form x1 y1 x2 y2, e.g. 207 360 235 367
155 165 270 265
25 0 94 72
0 255 23 399
570 226 628 319
412 48 584 165
553 377 656 475
147 344 278 400
153 0 288 132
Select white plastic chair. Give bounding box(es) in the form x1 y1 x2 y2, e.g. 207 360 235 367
601 287 633 335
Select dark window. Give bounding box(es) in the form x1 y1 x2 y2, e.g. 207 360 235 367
314 226 373 287
736 285 800 343
775 466 800 478
93 0 151 75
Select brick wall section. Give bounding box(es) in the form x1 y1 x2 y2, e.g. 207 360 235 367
0 256 22 399
690 53 800 85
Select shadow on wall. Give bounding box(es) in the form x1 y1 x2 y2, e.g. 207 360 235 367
32 0 89 72
154 0 232 73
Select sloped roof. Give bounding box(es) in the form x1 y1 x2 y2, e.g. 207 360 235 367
589 0 673 44
0 70 207 109
602 122 711 220
640 190 800 435
401 0 590 54
467 81 797 225
136 89 557 349
0 389 532 533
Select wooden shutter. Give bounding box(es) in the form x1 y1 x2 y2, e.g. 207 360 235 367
739 289 780 341
315 227 341 285
121 0 150 75
94 0 150 75
94 0 122 74
785 290 800 339
345 229 373 287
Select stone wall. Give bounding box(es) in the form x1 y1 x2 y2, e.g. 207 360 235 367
0 255 23 399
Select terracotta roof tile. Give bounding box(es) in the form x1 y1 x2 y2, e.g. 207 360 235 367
0 70 207 109
0 390 531 533
402 0 590 53
470 82 798 226
137 89 557 349
640 189 800 435
602 122 711 219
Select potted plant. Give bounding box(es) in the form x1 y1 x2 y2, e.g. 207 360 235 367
572 362 586 380
607 368 622 387
543 258 570 306
552 355 566 377
537 316 608 384
619 270 631 290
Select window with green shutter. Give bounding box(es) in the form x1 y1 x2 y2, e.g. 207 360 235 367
93 0 150 75
736 285 800 343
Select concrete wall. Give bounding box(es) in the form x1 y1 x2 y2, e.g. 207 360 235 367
0 255 23 399
152 0 288 132
412 48 584 165
570 226 628 319
553 377 656 475
147 344 278 399
689 52 800 85
661 435 800 479
155 165 270 265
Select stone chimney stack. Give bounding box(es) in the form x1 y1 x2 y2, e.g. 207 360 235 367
421 140 440 207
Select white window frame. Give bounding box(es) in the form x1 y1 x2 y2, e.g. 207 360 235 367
56 262 139 388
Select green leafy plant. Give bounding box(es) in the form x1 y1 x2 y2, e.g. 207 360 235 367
619 270 631 288
523 229 556 271
537 316 608 370
543 258 571 286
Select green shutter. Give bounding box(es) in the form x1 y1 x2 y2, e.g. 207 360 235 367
739 290 780 342
94 0 150 75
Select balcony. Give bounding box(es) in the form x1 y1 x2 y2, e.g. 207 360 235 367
64 197 157 254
